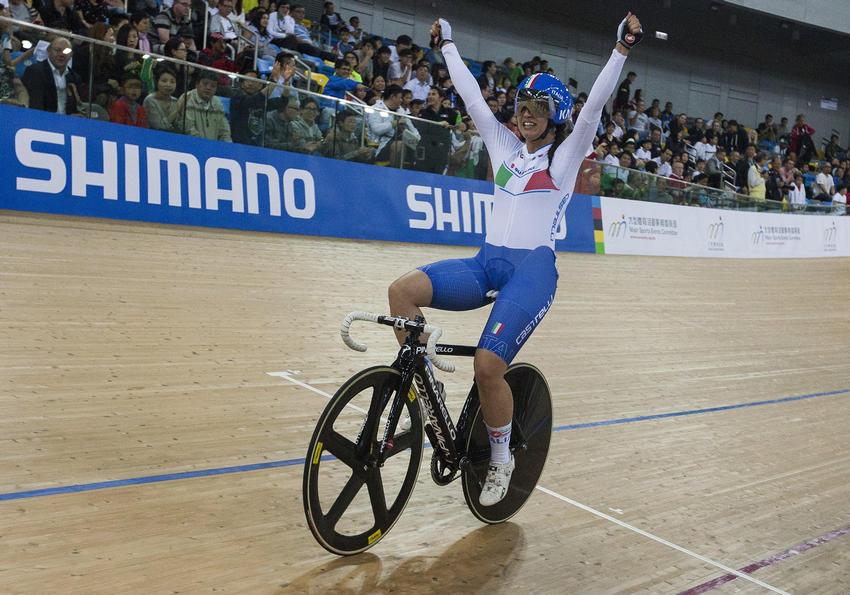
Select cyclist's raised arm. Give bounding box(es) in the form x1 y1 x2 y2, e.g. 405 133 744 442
550 14 642 186
434 19 521 158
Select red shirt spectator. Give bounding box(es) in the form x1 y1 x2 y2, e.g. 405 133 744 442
789 115 815 156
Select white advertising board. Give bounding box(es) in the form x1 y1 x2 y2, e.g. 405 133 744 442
599 197 850 258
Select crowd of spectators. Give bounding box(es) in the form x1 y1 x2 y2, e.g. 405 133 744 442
0 0 847 207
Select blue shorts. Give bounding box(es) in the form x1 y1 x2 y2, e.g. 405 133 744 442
418 243 558 364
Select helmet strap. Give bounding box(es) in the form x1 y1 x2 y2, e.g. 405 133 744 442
533 120 556 143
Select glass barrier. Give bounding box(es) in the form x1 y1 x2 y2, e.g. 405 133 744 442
575 159 837 215
0 16 841 215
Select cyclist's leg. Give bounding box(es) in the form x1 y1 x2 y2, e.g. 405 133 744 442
388 253 490 345
475 246 558 429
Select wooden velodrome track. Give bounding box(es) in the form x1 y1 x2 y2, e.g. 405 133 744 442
1 210 849 594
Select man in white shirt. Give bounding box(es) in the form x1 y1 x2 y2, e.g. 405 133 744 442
832 185 847 215
368 84 417 164
21 37 80 114
612 111 625 139
813 163 835 200
627 99 649 139
210 0 238 41
655 148 673 177
268 3 295 45
403 63 431 102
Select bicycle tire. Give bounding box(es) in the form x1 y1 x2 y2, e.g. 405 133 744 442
303 366 424 555
461 363 553 524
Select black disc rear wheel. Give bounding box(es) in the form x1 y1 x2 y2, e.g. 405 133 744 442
303 366 423 555
461 363 553 524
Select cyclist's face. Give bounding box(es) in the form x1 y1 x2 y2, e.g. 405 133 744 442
518 106 548 140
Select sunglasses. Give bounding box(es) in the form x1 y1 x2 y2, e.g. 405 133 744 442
516 89 554 119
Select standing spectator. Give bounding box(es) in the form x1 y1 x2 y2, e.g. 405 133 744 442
705 147 725 188
788 173 807 210
813 162 835 200
720 120 748 154
748 152 768 200
321 109 374 161
153 0 196 53
659 101 674 132
22 37 81 114
268 2 294 47
41 0 86 33
174 70 231 141
775 116 789 139
319 1 343 34
367 84 415 165
403 62 430 103
289 96 322 154
114 24 143 78
387 34 411 65
143 65 179 131
230 66 283 146
789 114 815 164
735 144 756 194
613 70 635 114
109 72 148 127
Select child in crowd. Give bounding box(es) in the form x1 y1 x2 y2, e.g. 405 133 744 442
109 72 148 128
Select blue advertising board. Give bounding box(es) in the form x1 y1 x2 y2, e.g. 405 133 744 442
0 104 596 253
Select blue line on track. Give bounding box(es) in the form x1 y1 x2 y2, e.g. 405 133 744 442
2 387 849 502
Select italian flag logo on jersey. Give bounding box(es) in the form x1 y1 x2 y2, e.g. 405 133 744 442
491 322 505 335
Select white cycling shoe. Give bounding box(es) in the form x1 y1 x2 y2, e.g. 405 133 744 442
479 455 515 506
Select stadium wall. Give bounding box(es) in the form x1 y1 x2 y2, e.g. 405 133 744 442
2 105 848 259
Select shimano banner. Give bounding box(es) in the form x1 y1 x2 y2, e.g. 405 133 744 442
0 105 596 254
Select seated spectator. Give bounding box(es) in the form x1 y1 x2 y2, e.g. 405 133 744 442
264 95 298 150
230 66 284 145
387 34 411 65
22 36 81 114
400 88 413 114
41 0 86 34
372 45 391 83
268 51 303 99
813 162 835 200
691 159 706 181
788 172 807 210
825 134 844 162
143 65 179 131
109 71 147 127
403 62 430 103
289 96 322 154
756 113 777 143
409 98 424 117
114 24 144 78
7 0 43 45
71 22 119 105
388 47 413 85
611 111 625 139
319 1 344 34
720 120 748 155
646 105 663 134
370 74 386 95
660 102 674 131
174 70 231 141
287 4 335 60
346 16 363 43
655 147 673 177
209 0 237 44
368 84 415 165
343 51 366 83
163 37 191 94
322 109 373 161
323 58 360 99
627 99 648 140
268 2 294 47
635 137 653 162
779 157 796 187
74 0 108 31
198 33 238 81
131 12 152 54
245 9 279 60
832 184 847 215
705 147 725 188
354 38 375 81
332 27 354 58
154 0 196 53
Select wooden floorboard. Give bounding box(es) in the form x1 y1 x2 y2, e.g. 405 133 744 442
1 211 849 593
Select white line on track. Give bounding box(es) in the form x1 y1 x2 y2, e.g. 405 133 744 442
270 370 788 594
535 486 788 594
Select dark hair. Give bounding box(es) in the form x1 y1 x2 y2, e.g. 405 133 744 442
301 97 319 110
130 11 149 25
482 60 495 71
164 36 185 57
644 161 658 174
275 95 291 110
334 57 348 69
115 24 137 48
377 46 391 56
429 85 444 97
399 48 413 59
546 124 568 172
627 71 636 77
121 71 143 85
336 109 358 125
383 84 403 100
196 70 219 84
275 51 294 64
154 65 178 88
249 9 268 34
396 34 412 45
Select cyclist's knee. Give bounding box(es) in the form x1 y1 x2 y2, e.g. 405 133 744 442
474 349 507 389
388 270 432 309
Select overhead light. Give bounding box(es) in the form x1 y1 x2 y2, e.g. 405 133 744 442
142 53 150 59
22 40 33 49
655 31 668 40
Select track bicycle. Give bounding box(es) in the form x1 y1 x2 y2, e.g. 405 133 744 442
302 309 553 555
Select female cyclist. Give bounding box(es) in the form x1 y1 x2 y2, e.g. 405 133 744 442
388 14 643 506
